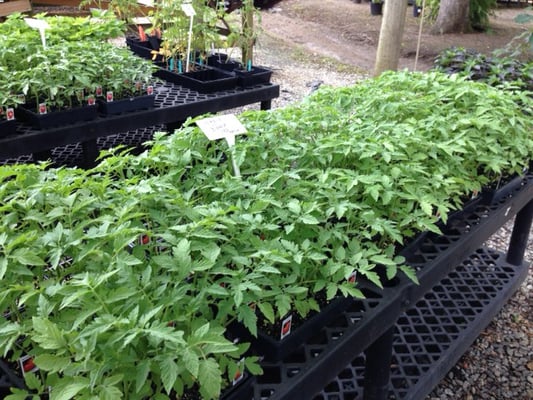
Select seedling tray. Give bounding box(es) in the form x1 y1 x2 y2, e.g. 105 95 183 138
250 172 533 400
154 66 239 93
97 94 156 116
312 247 529 400
15 104 98 130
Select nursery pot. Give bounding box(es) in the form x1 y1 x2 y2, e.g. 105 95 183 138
370 1 383 15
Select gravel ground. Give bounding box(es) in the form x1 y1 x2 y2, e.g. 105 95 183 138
234 27 533 400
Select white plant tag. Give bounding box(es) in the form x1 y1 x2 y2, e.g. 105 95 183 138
181 2 196 17
24 18 50 48
280 314 293 340
196 114 246 145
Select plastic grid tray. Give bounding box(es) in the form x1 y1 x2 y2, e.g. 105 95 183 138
0 125 165 168
312 247 528 400
252 174 533 400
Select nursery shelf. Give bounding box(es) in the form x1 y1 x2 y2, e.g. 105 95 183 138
251 173 533 400
0 80 279 167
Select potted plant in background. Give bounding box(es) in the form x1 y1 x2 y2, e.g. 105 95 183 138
370 0 383 16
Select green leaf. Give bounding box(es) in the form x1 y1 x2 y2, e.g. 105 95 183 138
135 360 150 393
50 378 89 400
12 251 46 266
34 354 71 373
24 372 41 391
257 302 275 324
160 356 178 395
400 265 419 284
31 317 67 350
182 347 199 378
0 257 7 280
198 358 222 400
238 304 257 337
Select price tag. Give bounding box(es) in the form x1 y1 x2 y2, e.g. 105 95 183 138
196 114 246 146
181 2 196 17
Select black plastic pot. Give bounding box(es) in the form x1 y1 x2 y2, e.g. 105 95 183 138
234 67 273 87
97 94 156 116
207 53 241 71
0 119 17 138
230 296 353 362
370 1 383 15
15 104 98 130
125 36 163 62
154 66 238 93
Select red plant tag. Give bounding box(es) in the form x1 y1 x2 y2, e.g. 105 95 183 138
96 86 103 97
87 96 96 106
232 358 245 386
106 91 113 102
6 108 15 121
280 314 292 340
139 234 150 245
348 271 357 285
38 103 47 115
138 25 147 41
19 355 38 375
146 85 154 95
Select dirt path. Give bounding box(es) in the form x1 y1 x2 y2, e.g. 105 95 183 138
258 0 531 72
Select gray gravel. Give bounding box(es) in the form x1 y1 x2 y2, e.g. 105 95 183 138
233 32 533 400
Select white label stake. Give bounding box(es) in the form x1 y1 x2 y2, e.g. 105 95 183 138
196 114 247 178
181 2 196 73
24 18 50 48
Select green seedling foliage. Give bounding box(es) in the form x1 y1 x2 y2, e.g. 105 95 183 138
0 71 531 398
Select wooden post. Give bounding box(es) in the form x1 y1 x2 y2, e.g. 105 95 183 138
373 0 408 76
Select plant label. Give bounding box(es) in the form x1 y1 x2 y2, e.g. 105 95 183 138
147 85 154 95
24 18 50 48
232 358 245 386
87 96 96 106
38 103 47 115
280 314 293 340
196 114 246 147
96 86 103 97
181 2 196 17
106 91 114 102
348 271 357 285
6 108 15 121
19 355 38 375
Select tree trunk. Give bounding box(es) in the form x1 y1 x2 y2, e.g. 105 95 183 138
374 0 408 76
431 0 471 34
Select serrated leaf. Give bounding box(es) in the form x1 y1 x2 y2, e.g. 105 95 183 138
160 356 178 395
198 358 221 400
135 360 150 393
24 372 41 391
34 354 70 373
369 254 397 266
238 304 257 337
182 347 199 377
31 317 67 350
12 251 46 266
50 378 89 400
400 265 419 284
257 302 275 324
